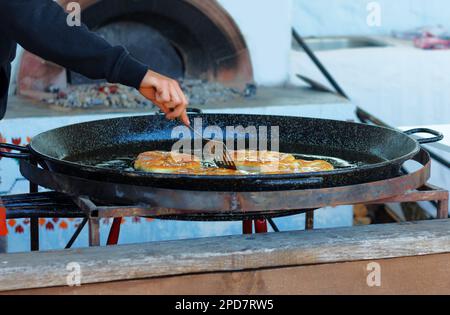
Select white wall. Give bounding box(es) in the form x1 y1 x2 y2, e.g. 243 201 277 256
9 46 23 95
294 0 450 36
219 0 293 85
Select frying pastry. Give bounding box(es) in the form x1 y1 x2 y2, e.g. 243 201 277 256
134 150 334 175
134 151 202 174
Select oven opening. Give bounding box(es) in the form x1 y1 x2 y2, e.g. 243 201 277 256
16 0 254 106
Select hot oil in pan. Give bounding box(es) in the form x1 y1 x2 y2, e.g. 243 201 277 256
292 153 360 170
65 140 172 171
80 153 367 172
90 155 361 172
67 140 384 172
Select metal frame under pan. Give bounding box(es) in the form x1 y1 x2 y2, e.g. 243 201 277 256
4 148 448 250
19 149 434 213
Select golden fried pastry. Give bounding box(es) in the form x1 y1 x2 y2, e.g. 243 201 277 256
230 150 296 173
134 150 334 175
134 151 201 173
299 160 335 173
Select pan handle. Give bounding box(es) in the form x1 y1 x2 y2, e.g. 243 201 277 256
186 108 203 114
0 143 31 160
404 128 444 144
157 108 203 115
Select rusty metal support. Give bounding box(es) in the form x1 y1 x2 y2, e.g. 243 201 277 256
370 183 449 219
437 200 449 219
305 211 314 230
75 196 101 247
88 218 100 247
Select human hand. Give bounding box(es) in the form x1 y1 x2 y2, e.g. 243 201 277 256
139 70 190 125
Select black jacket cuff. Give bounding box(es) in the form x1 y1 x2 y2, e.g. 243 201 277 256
115 52 148 89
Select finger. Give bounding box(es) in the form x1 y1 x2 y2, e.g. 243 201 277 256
166 104 185 120
169 84 182 106
173 81 188 106
155 83 171 104
180 111 190 126
155 102 170 115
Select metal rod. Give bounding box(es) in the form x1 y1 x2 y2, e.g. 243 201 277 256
437 199 449 219
107 217 122 246
305 211 314 230
427 149 450 169
29 159 39 252
267 218 280 232
65 218 88 249
292 29 348 99
88 218 100 247
6 208 84 219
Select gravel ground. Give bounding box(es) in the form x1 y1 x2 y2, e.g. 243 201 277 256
42 79 250 109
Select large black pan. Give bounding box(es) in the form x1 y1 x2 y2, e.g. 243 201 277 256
0 113 443 192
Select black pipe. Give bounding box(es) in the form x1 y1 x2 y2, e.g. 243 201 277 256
267 218 280 232
292 29 348 99
65 218 88 249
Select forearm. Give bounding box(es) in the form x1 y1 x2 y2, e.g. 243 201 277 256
0 0 147 88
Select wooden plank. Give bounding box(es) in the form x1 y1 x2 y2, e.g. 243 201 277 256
8 253 450 295
1 219 450 292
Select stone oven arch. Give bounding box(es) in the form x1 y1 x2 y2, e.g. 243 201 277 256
17 0 254 95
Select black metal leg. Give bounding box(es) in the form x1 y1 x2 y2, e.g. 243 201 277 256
29 159 39 251
267 218 280 232
65 217 88 249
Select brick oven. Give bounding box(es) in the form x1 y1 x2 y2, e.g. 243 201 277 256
13 0 293 98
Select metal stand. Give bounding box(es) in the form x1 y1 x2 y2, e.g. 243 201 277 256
29 159 39 252
6 180 447 249
5 151 447 249
305 211 315 230
369 184 449 219
66 183 447 247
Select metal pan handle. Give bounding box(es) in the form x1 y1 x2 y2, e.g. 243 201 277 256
186 108 203 114
157 108 203 115
0 143 31 160
404 128 444 144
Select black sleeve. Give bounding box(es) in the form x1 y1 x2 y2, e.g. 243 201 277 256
0 0 148 89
